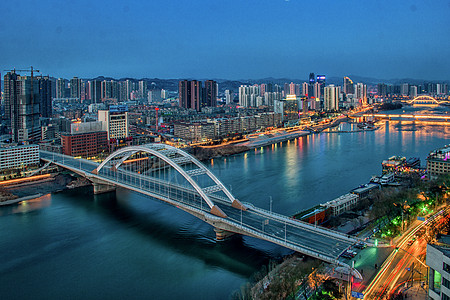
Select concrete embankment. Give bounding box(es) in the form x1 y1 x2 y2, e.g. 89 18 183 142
190 145 250 161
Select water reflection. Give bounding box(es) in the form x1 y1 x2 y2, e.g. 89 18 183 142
0 194 52 216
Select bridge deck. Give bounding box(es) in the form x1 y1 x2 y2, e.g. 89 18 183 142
40 150 361 269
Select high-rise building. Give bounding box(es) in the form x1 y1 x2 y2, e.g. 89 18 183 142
313 82 321 99
203 80 217 107
138 80 147 99
179 80 203 111
283 94 299 122
3 72 41 142
118 81 128 102
343 77 354 95
239 85 260 107
101 80 119 100
308 73 315 100
225 90 233 104
355 83 367 105
409 86 418 99
56 78 66 98
70 77 81 99
161 89 168 100
98 106 129 140
377 83 387 97
289 82 296 95
61 122 108 157
302 82 308 96
90 80 102 103
37 75 52 118
316 75 326 98
148 90 162 103
401 83 409 96
324 85 340 111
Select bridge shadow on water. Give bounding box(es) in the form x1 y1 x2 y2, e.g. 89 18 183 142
61 186 291 278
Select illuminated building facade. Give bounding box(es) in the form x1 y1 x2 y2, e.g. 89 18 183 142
426 236 450 300
0 144 39 171
343 76 354 95
324 85 340 111
427 145 450 180
98 106 129 140
283 94 299 123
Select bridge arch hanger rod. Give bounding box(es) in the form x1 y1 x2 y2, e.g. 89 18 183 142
93 144 243 216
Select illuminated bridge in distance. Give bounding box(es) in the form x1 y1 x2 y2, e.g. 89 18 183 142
40 144 368 279
405 95 449 107
362 113 450 123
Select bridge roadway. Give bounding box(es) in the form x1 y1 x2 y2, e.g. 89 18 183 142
40 150 362 275
363 113 450 122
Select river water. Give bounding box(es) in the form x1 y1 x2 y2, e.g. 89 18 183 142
1 106 449 299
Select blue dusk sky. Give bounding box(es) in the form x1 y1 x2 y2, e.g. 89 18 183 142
1 0 449 80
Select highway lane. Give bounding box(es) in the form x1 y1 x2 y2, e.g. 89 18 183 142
364 208 446 299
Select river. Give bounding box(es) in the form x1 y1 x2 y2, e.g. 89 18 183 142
0 106 449 299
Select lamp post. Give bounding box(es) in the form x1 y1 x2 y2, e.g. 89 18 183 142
269 196 273 214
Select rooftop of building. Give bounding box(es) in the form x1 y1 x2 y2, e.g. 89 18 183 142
429 234 450 257
351 183 380 194
321 193 358 208
428 144 450 161
0 143 39 149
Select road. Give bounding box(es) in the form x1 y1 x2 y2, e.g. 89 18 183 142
364 208 447 299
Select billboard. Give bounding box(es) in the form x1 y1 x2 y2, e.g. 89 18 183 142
316 75 326 83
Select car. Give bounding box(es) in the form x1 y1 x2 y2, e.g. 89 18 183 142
341 253 353 259
344 250 356 257
354 242 367 249
407 240 414 246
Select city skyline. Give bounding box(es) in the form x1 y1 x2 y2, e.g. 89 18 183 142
1 0 449 80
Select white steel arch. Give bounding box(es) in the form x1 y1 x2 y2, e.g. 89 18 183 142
93 144 246 217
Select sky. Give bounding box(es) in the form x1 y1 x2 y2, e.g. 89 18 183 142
1 0 450 81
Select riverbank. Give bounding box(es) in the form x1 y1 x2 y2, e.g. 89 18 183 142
191 144 250 161
191 117 350 160
238 129 310 149
5 173 76 198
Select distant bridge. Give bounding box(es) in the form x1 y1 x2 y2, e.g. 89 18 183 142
40 144 367 279
406 95 448 106
362 113 450 123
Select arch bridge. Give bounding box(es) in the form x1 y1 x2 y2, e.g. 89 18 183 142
40 144 371 280
406 95 443 106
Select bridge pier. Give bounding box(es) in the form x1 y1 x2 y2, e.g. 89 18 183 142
92 182 116 194
214 228 235 241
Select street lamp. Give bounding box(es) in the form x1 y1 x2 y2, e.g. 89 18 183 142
269 196 273 214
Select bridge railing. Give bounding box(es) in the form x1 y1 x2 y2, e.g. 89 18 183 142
244 202 360 243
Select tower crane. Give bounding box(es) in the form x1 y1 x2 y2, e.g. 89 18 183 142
3 67 41 136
